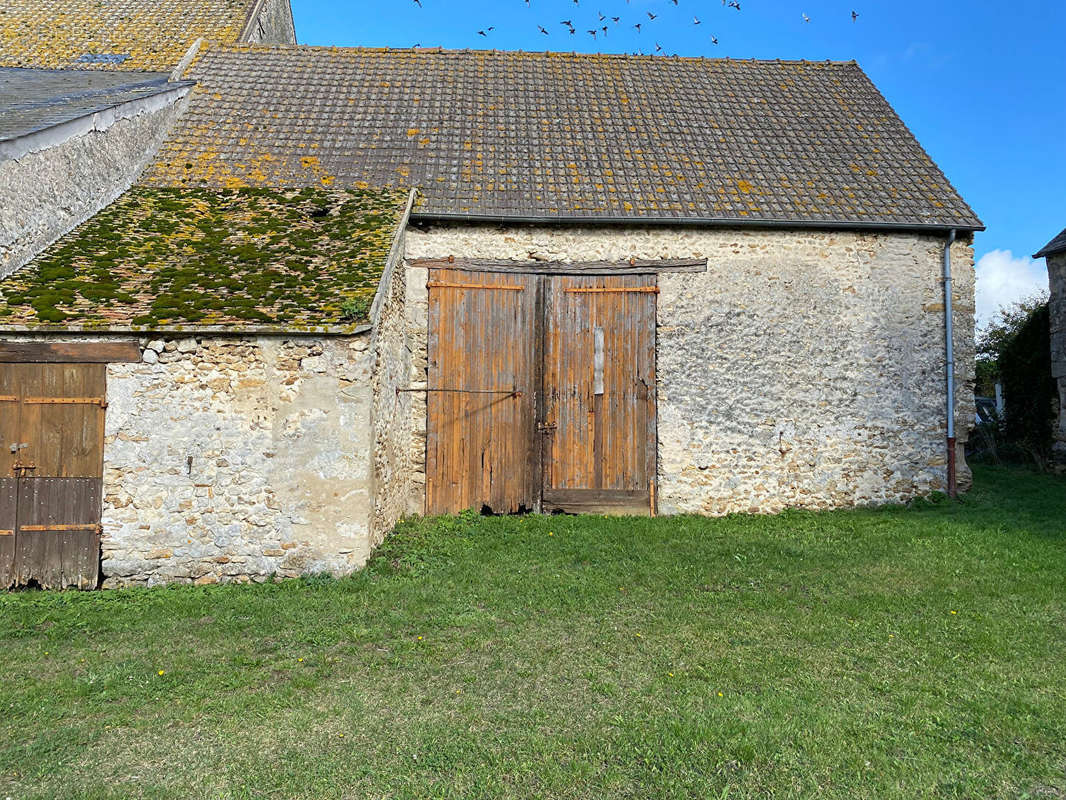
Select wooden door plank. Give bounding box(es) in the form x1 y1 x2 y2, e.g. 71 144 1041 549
14 478 101 589
543 273 657 513
0 365 21 478
542 488 652 516
426 269 537 515
0 479 15 588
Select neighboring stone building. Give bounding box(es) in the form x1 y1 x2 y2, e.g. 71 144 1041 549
1034 228 1066 467
0 0 296 277
1 3 983 588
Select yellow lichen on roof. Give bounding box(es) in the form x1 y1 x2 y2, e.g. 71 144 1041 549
0 0 254 71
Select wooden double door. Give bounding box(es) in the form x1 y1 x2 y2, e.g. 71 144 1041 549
0 363 105 589
427 268 657 516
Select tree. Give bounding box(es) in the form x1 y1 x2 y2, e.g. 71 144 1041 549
975 293 1056 468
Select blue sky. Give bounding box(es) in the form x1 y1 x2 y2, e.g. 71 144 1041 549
292 0 1065 325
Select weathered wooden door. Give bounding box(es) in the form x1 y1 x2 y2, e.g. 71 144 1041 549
541 275 657 514
427 269 539 514
426 269 657 516
0 363 105 589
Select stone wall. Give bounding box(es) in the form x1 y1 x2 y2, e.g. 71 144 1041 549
0 90 189 278
101 334 375 587
406 224 976 514
1048 253 1066 467
244 0 297 44
368 242 423 542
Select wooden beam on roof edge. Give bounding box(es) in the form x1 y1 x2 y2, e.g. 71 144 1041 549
369 189 419 326
0 341 141 363
407 257 707 275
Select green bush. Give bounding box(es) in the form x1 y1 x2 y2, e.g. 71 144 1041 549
974 295 1057 468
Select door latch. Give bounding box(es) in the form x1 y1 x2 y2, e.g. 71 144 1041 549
537 422 557 434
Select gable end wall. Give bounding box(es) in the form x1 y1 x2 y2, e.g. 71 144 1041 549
243 0 297 44
405 225 976 513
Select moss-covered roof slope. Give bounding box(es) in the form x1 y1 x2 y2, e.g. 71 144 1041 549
0 186 410 332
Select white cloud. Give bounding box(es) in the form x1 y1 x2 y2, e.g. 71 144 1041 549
974 249 1048 330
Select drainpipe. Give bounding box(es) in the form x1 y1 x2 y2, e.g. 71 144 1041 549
942 229 958 498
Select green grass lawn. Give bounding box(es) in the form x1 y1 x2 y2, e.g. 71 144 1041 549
2 465 1065 799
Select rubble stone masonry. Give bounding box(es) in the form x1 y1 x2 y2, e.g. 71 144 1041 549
1048 253 1066 467
406 224 976 515
101 335 374 587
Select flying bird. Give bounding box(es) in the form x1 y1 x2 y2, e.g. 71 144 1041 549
851 10 859 21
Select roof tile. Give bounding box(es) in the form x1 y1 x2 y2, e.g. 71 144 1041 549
0 0 258 71
1034 228 1066 259
143 45 981 228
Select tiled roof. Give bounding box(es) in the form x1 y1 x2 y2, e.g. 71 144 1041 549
0 67 186 143
1034 228 1066 259
0 187 410 332
0 0 259 72
144 45 982 229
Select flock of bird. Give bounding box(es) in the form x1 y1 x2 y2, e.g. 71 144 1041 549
407 0 861 54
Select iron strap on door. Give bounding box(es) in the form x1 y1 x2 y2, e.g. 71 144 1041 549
563 287 660 294
397 387 522 397
427 282 525 291
22 397 107 407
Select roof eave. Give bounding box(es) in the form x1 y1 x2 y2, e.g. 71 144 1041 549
410 211 985 234
1033 246 1066 259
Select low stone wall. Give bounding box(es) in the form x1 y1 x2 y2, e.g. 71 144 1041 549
0 91 189 278
1048 253 1066 467
406 224 976 514
102 334 375 587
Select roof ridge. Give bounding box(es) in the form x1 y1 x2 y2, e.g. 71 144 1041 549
212 41 859 66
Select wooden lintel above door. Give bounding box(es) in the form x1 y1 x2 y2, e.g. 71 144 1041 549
0 341 141 363
409 257 706 275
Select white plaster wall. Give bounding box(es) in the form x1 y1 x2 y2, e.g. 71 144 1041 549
406 224 976 514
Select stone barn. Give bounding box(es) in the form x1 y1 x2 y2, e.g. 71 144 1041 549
1 1 982 588
1034 228 1066 467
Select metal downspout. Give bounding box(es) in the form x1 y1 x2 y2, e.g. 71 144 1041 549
943 229 958 498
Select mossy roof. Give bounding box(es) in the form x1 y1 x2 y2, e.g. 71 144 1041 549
0 0 258 72
0 186 411 333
